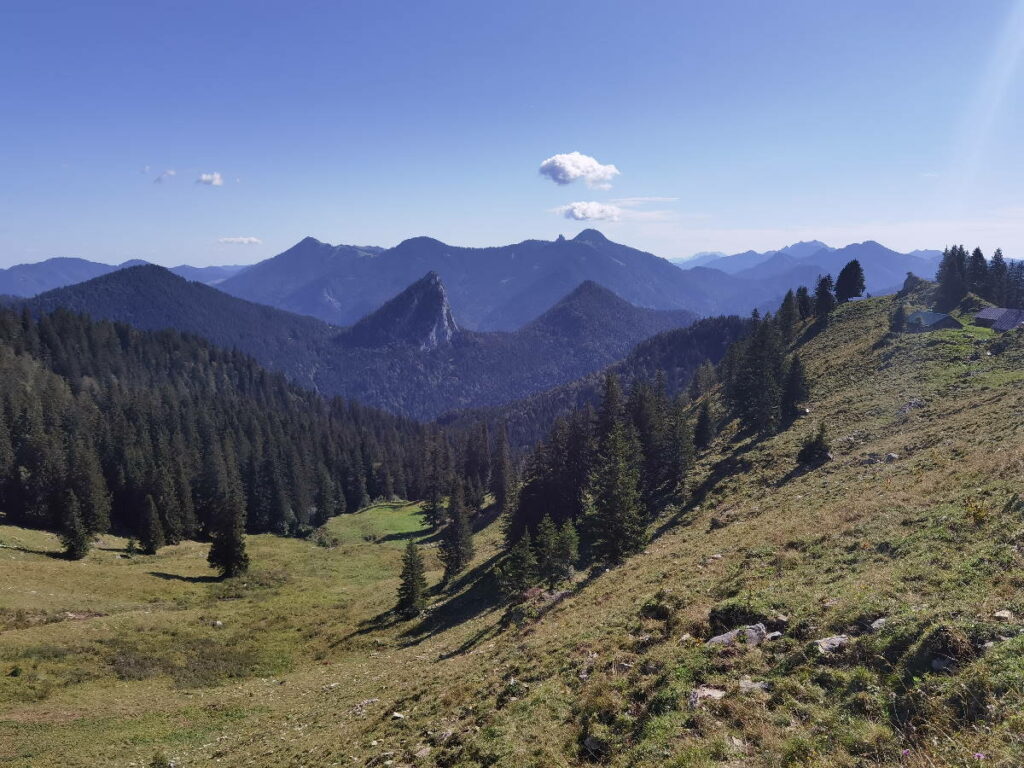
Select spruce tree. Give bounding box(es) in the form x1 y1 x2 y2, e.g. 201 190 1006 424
781 354 809 420
597 374 624 443
207 490 249 578
70 439 110 535
795 286 813 319
58 489 89 560
495 530 538 600
890 303 907 333
936 245 967 308
666 401 695 497
990 249 1009 305
439 477 474 582
490 422 515 518
777 289 798 341
813 275 836 319
536 515 579 590
139 495 165 555
589 420 646 565
694 400 714 450
396 541 427 618
966 247 989 298
688 360 716 400
835 260 866 303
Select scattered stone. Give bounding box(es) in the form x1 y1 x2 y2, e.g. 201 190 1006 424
688 685 727 708
885 453 899 463
706 623 767 648
870 617 888 632
765 631 783 642
815 635 850 654
994 610 1014 622
391 711 406 720
738 677 770 694
898 398 925 415
612 661 634 673
709 516 727 530
414 746 431 758
211 620 223 628
710 553 723 560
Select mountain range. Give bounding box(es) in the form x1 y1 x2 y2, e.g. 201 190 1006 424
675 239 943 293
0 256 247 297
20 265 697 419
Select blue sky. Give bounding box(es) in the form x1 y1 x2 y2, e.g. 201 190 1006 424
2 0 1023 267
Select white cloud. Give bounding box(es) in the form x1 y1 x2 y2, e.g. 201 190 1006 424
153 169 176 183
217 236 262 245
196 172 224 186
539 152 620 189
555 201 623 221
611 196 679 207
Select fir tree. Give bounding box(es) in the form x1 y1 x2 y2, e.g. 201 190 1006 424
890 303 907 333
439 477 474 582
813 275 836 319
781 354 809 420
58 489 89 560
589 420 646 565
966 247 989 298
688 360 716 400
795 285 813 319
989 249 1009 305
936 245 968 308
139 495 165 555
207 489 249 578
70 439 110 535
535 515 579 590
495 530 538 600
835 260 866 303
694 400 714 450
396 541 427 618
597 374 624 443
777 289 798 341
490 421 515 518
666 400 695 497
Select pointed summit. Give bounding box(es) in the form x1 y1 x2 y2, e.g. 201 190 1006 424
344 271 458 350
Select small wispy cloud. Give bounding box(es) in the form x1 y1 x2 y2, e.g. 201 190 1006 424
611 196 679 206
153 169 176 183
554 201 623 221
539 152 620 189
196 171 223 186
217 236 262 245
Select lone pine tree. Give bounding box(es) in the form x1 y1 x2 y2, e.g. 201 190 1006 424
139 494 165 555
58 489 89 561
207 490 250 578
439 477 474 582
835 259 866 303
396 541 427 618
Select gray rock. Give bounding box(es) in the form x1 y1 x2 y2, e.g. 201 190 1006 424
765 631 783 641
738 677 770 694
688 685 727 708
885 453 899 463
994 609 1014 622
706 623 767 648
870 617 888 632
815 635 850 654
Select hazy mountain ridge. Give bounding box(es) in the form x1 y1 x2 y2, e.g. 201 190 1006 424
0 257 248 296
19 265 698 419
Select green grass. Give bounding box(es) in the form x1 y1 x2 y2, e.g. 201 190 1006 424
3 294 1024 767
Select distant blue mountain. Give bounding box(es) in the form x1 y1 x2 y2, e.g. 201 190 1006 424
0 257 247 296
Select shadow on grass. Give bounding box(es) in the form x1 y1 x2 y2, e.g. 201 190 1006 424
148 571 221 584
1 544 66 559
377 528 442 545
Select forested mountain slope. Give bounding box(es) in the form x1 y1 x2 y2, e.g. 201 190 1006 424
20 266 697 419
6 281 1024 767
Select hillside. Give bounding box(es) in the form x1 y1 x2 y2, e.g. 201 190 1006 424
0 257 247 296
6 290 1022 766
217 230 812 330
20 266 697 419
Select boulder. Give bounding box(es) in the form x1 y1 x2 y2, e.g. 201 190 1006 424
870 617 888 632
688 685 726 708
815 635 850 654
706 623 768 648
994 609 1014 622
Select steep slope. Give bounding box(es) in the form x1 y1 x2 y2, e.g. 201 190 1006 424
7 290 1024 768
344 271 458 350
21 267 697 419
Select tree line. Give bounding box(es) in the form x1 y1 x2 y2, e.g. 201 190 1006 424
0 307 455 572
935 245 1023 309
464 261 867 604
